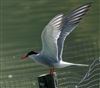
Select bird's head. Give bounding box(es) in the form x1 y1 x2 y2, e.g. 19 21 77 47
21 51 38 60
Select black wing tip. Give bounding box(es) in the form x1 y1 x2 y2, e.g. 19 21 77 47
76 2 92 11
82 2 93 8
85 2 93 6
64 2 92 25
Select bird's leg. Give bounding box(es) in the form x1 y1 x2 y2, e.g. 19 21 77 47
49 67 55 75
52 67 55 72
49 68 52 74
49 69 51 74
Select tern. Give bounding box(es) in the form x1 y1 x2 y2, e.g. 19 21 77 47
21 3 91 74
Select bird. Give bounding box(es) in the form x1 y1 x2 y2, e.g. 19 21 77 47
21 3 91 74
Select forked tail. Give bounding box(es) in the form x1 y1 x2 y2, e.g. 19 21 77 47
72 63 89 66
54 61 88 68
56 61 89 68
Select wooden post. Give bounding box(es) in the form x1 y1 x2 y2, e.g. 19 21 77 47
38 72 58 88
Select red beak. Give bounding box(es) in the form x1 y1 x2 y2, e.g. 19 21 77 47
21 55 27 60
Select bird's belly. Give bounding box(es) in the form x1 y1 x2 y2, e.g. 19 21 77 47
35 55 57 67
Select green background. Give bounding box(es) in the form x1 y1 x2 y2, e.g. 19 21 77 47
1 0 100 88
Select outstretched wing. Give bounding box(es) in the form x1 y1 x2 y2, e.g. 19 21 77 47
41 3 91 62
41 14 64 61
57 3 91 60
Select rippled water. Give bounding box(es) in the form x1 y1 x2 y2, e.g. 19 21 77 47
1 0 100 88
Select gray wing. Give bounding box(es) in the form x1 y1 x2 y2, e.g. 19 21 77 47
57 3 91 60
41 14 63 62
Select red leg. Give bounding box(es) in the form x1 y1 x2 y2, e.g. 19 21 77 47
52 67 55 72
49 67 55 75
49 68 52 74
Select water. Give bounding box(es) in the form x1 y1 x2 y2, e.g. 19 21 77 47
1 0 100 88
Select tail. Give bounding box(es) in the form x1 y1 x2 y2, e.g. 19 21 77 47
71 63 89 67
56 61 89 68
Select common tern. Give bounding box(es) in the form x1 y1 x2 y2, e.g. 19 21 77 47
21 3 91 74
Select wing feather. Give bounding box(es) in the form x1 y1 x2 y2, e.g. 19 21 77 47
41 3 91 62
41 14 63 61
57 3 91 60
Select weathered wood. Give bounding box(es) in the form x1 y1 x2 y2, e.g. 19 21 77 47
38 72 58 88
